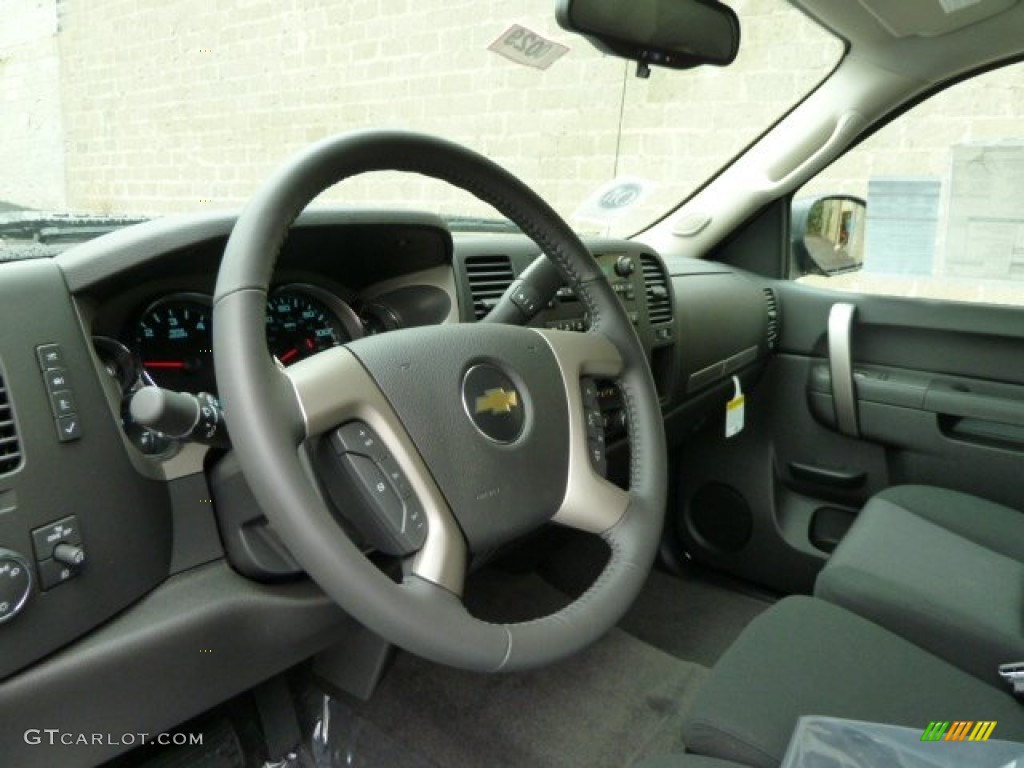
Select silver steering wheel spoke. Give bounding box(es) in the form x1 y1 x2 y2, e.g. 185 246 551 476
533 329 631 534
283 346 467 595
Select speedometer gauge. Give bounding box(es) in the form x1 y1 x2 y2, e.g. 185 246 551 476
266 286 357 365
133 294 215 393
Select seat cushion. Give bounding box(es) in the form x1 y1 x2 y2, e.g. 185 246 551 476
634 756 749 768
815 485 1024 684
871 485 1024 562
682 596 1024 768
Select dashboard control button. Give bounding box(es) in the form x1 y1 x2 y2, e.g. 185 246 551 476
49 389 76 417
614 255 636 277
56 414 82 443
0 550 32 623
36 344 64 370
31 515 82 561
53 543 86 567
330 421 388 461
45 368 71 392
37 557 76 591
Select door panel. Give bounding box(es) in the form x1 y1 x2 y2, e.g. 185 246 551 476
673 278 1024 594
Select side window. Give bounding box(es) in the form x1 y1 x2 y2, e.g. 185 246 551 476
791 61 1024 307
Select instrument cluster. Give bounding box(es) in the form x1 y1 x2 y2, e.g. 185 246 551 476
98 284 371 397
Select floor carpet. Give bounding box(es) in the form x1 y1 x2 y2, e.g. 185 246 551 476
619 567 772 667
345 625 707 768
332 571 708 768
317 545 771 767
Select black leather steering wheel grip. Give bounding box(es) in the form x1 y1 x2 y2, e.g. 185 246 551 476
213 130 667 671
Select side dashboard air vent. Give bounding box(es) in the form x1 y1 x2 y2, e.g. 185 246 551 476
464 254 515 320
640 254 672 324
0 369 23 476
763 287 780 350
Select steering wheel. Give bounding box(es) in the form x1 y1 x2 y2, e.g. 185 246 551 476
212 131 667 672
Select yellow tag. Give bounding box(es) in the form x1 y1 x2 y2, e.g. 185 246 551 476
726 377 745 438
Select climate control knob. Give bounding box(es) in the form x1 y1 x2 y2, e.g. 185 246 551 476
0 549 33 624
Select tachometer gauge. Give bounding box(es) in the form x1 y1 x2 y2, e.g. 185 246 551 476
133 294 215 394
266 286 359 365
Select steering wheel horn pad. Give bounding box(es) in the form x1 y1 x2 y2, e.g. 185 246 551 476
346 324 569 554
213 130 667 671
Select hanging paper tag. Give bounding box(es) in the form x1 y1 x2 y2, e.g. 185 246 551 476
725 376 745 438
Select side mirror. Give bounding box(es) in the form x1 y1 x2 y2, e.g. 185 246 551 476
791 196 866 278
556 0 740 73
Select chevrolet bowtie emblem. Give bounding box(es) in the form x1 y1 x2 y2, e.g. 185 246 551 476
475 387 519 416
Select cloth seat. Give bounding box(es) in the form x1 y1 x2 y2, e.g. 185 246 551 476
634 756 749 768
680 596 1024 768
815 484 1024 685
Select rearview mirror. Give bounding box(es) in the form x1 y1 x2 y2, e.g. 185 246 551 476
556 0 740 73
791 196 867 278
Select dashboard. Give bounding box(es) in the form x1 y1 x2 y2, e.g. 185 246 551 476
0 207 774 766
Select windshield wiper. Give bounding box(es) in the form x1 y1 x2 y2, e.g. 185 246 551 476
0 212 148 243
444 215 521 234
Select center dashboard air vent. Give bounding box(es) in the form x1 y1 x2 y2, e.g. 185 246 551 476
640 254 672 325
763 287 780 350
0 367 23 476
464 254 515 320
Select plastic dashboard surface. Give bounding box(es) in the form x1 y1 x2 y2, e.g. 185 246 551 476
0 207 773 766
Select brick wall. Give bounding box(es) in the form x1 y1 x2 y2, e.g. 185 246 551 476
3 0 839 231
4 1 1022 236
0 0 66 211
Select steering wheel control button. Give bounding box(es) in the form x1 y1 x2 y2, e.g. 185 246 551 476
348 455 405 524
55 414 82 443
581 378 599 409
588 436 608 476
318 428 427 557
462 364 526 444
31 515 82 561
330 421 388 461
508 280 542 316
36 343 64 371
377 455 412 499
0 550 32 624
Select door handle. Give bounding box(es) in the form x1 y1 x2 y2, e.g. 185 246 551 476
828 302 859 437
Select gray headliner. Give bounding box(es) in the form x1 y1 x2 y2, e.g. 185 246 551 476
795 0 1024 82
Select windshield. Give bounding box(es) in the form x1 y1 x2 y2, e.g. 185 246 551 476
1 0 842 238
